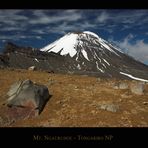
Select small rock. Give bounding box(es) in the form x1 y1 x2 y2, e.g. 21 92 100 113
112 82 128 89
67 71 74 74
131 109 138 114
113 85 119 89
47 70 54 74
118 82 128 89
98 104 119 112
48 79 55 85
62 104 67 107
91 110 96 114
119 98 122 102
96 78 101 82
143 102 148 105
56 100 63 104
130 81 145 95
28 66 36 71
121 92 132 98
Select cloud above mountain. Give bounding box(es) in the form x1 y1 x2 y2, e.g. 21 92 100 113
0 9 148 65
109 34 148 64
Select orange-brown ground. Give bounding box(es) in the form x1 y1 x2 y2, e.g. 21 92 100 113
0 68 148 127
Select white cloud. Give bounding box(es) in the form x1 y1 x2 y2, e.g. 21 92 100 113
95 10 148 33
126 40 148 63
0 9 148 36
32 30 45 34
35 36 42 39
1 9 148 51
110 10 147 25
20 35 27 39
0 10 29 33
45 21 97 35
0 34 41 41
96 11 109 23
82 22 96 28
0 35 20 40
1 26 25 31
0 10 28 25
2 39 6 43
30 10 82 25
110 34 148 64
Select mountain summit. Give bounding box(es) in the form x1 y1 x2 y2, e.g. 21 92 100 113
40 31 123 59
40 31 148 81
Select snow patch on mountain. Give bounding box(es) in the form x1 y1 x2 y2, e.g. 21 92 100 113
77 64 81 70
81 49 90 61
83 31 100 39
120 72 148 82
99 40 120 56
102 63 106 68
76 55 79 61
109 43 124 53
35 58 39 63
103 59 110 66
40 31 123 59
41 33 78 57
96 61 104 73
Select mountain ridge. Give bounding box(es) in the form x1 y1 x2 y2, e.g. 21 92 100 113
40 31 148 81
1 31 148 81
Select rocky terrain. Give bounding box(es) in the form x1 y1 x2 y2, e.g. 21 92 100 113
0 68 148 127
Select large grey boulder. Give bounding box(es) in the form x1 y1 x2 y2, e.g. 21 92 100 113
6 79 50 114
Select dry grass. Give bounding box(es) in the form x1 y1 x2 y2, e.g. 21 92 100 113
0 68 148 127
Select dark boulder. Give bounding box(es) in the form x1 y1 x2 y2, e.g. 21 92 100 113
6 79 51 115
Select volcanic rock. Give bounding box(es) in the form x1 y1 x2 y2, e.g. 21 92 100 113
6 79 51 114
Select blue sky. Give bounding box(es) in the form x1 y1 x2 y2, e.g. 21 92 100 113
0 9 148 65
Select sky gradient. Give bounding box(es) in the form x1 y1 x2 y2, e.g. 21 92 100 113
0 9 148 65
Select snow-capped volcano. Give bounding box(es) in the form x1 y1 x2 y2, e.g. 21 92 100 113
40 31 148 81
40 31 122 60
2 31 148 82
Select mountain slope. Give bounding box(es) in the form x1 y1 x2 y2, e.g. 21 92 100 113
40 31 148 81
